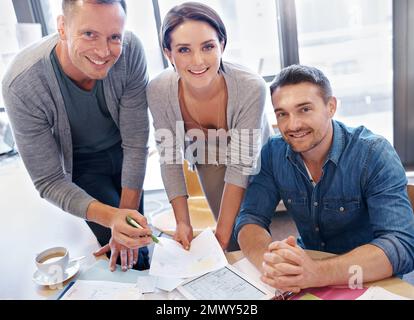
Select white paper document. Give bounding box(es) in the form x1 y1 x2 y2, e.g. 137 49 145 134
60 280 142 300
136 276 157 294
178 265 273 300
156 276 185 292
137 275 184 293
356 286 410 300
233 257 275 293
149 228 227 278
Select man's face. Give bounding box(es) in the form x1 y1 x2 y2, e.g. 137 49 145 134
272 82 336 155
59 2 126 80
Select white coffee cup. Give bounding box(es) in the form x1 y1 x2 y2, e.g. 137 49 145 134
35 247 69 278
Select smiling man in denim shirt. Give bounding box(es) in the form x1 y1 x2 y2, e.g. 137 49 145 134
235 65 414 293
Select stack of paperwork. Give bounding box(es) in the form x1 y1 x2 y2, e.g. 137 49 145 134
59 228 227 299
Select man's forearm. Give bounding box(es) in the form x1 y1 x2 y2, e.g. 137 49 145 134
86 200 116 228
86 188 142 228
317 244 393 287
120 187 142 210
238 224 273 272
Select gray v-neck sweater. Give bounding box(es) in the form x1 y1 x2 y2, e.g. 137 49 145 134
147 62 272 202
2 32 149 218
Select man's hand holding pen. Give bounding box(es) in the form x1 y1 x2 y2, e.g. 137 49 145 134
94 210 153 272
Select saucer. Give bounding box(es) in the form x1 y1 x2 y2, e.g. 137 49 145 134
32 260 80 286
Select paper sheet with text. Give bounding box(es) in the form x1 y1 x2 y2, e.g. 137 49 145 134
149 228 227 278
61 280 142 300
233 257 275 293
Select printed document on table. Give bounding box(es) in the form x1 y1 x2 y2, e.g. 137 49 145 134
233 257 275 293
60 280 142 300
137 275 184 292
149 228 227 278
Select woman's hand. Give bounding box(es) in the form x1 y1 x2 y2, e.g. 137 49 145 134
174 222 194 250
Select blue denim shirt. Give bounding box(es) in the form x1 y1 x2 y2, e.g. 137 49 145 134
235 120 414 275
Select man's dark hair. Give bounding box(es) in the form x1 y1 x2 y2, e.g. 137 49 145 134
270 65 332 103
62 0 127 15
160 2 227 72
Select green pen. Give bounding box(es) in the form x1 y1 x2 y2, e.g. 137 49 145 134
126 216 162 246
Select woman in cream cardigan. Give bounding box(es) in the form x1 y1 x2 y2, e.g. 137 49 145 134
147 2 272 251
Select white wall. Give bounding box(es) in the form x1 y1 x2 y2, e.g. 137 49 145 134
0 0 17 25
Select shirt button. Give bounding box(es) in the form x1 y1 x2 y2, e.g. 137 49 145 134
339 207 345 212
287 199 292 204
315 227 320 232
314 202 318 207
321 242 326 247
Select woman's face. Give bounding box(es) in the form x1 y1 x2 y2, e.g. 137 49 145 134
165 20 224 90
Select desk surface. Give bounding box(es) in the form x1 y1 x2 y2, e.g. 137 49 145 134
1 158 414 300
48 250 414 300
0 158 101 300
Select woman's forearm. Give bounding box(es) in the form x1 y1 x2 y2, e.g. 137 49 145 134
216 183 245 243
171 196 191 225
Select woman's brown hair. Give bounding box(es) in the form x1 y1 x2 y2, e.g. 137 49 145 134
160 2 227 71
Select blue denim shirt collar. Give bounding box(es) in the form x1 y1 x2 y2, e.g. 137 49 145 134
285 120 345 167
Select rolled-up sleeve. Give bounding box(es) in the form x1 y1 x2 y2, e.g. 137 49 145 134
234 140 281 239
364 139 414 275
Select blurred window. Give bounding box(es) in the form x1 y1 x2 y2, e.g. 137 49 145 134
296 0 393 143
159 0 281 78
0 0 18 109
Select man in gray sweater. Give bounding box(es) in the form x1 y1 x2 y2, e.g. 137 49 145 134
2 0 152 272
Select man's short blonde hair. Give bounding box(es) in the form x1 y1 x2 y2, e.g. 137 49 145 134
62 0 127 16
